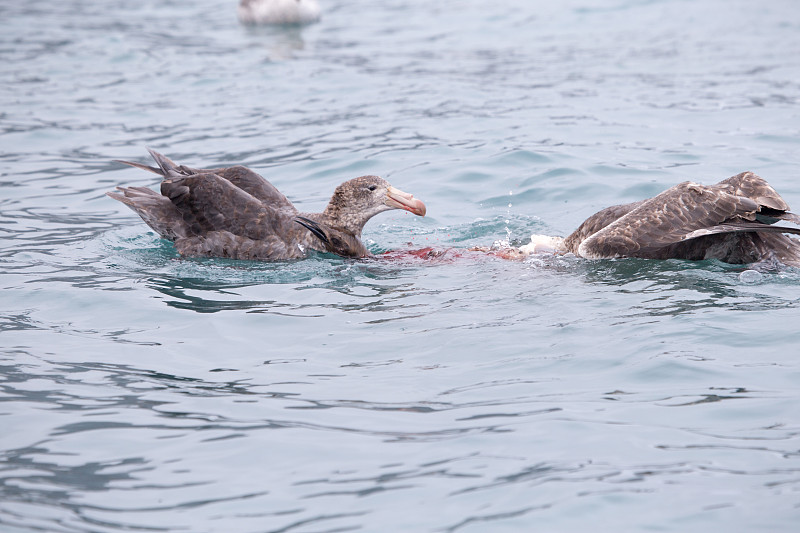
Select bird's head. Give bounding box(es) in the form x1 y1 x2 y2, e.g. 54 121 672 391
323 175 426 234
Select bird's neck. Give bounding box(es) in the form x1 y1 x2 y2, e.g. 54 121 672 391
319 205 365 236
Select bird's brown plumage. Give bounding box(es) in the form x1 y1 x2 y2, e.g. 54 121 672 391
562 172 800 266
107 149 426 260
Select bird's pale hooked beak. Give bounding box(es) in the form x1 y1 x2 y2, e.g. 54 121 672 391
385 185 426 217
295 216 328 244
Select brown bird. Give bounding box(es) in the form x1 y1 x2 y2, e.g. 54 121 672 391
107 149 426 260
521 172 800 266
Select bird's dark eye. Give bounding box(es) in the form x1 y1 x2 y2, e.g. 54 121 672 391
367 185 377 191
332 237 342 246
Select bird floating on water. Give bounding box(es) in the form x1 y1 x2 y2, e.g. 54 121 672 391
107 149 426 261
238 0 321 25
516 172 800 267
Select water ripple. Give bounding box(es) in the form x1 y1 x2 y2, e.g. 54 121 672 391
3 0 800 531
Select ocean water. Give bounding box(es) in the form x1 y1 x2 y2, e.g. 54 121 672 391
2 0 800 531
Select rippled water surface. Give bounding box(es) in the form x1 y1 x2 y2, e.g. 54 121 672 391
3 1 800 531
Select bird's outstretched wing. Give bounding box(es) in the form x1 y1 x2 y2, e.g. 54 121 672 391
576 181 762 259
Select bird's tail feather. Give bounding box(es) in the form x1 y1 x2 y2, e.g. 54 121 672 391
106 186 187 240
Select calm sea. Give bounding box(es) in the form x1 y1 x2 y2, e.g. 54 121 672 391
2 0 800 531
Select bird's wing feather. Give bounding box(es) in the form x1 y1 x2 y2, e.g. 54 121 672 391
716 171 790 211
682 222 800 240
771 211 800 225
161 173 289 241
577 181 760 258
214 166 296 212
563 200 645 254
161 164 297 212
117 149 297 211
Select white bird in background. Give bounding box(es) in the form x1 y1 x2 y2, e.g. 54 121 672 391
238 0 321 25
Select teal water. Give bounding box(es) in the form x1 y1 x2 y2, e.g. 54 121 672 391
2 1 800 531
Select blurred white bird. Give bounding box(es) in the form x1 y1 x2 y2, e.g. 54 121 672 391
238 0 321 25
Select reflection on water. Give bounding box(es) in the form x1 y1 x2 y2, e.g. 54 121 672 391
579 257 800 316
243 25 310 61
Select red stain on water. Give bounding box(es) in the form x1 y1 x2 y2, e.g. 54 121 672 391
377 247 526 263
